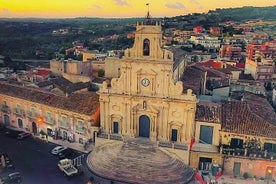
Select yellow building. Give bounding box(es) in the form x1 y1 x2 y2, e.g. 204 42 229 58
191 102 223 170
0 82 100 145
192 92 276 179
50 59 92 83
98 18 198 164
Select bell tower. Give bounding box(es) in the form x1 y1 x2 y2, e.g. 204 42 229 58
99 8 197 146
124 10 172 60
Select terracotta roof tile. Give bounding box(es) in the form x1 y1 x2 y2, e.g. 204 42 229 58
196 92 276 138
221 93 276 138
196 102 221 123
0 82 99 115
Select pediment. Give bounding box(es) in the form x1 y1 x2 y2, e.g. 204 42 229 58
136 27 160 34
137 69 157 76
132 103 159 114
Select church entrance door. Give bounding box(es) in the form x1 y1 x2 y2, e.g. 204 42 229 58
139 115 150 138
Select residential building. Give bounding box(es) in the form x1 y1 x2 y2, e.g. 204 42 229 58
210 27 221 36
193 26 203 34
219 45 242 61
190 35 221 49
50 59 92 83
192 92 276 179
0 82 100 145
245 41 276 81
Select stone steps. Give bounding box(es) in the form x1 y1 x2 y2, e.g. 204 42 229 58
87 139 194 184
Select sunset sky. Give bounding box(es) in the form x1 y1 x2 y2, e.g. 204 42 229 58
0 0 274 18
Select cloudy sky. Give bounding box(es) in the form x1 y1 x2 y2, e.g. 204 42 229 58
0 0 274 18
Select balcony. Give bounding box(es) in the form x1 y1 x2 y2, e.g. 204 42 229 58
1 105 10 113
59 121 69 130
14 108 25 117
75 126 86 134
45 117 55 125
27 111 36 119
221 145 276 160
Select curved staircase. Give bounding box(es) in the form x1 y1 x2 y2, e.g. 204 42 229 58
87 138 194 184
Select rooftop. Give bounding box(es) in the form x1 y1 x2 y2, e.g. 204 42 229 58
0 82 99 115
196 92 276 138
222 92 276 138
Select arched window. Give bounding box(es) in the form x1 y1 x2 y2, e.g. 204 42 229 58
143 39 150 56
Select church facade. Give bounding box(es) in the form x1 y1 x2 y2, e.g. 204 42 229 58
99 19 198 145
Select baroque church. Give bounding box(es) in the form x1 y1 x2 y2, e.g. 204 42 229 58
99 14 197 145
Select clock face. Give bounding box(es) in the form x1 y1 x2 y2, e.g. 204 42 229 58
141 78 150 87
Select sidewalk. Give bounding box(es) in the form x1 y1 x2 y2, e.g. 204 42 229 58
217 175 276 184
35 135 94 153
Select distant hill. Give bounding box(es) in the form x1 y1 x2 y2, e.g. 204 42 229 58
210 6 276 21
164 6 276 30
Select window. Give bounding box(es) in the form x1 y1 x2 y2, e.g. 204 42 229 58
143 39 150 56
264 143 276 152
46 111 52 123
171 129 178 142
199 125 213 144
230 138 243 148
18 119 23 128
30 107 36 117
15 104 21 114
76 120 84 133
113 122 119 134
60 115 68 128
143 101 147 109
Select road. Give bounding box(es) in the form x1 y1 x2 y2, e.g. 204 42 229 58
0 128 92 184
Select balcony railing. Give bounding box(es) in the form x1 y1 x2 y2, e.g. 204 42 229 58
27 111 36 119
75 126 86 134
1 105 10 113
59 121 69 129
14 108 25 116
45 117 55 125
221 146 276 160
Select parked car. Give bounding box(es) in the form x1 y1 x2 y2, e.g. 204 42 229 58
5 130 22 139
57 159 78 177
58 148 77 159
16 132 31 140
51 146 68 155
0 172 22 184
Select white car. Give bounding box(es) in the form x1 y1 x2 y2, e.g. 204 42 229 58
51 146 68 155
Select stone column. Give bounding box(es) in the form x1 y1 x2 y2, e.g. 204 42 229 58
104 102 110 133
163 106 169 140
159 106 164 139
131 111 135 137
185 109 190 140
100 100 105 131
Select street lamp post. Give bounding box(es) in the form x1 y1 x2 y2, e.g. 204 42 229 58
266 168 273 184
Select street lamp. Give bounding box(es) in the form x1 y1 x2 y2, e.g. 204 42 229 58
266 167 273 184
36 117 45 137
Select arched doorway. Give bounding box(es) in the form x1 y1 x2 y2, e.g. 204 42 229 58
32 122 37 134
18 119 23 128
4 115 10 126
139 115 150 138
63 131 67 140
